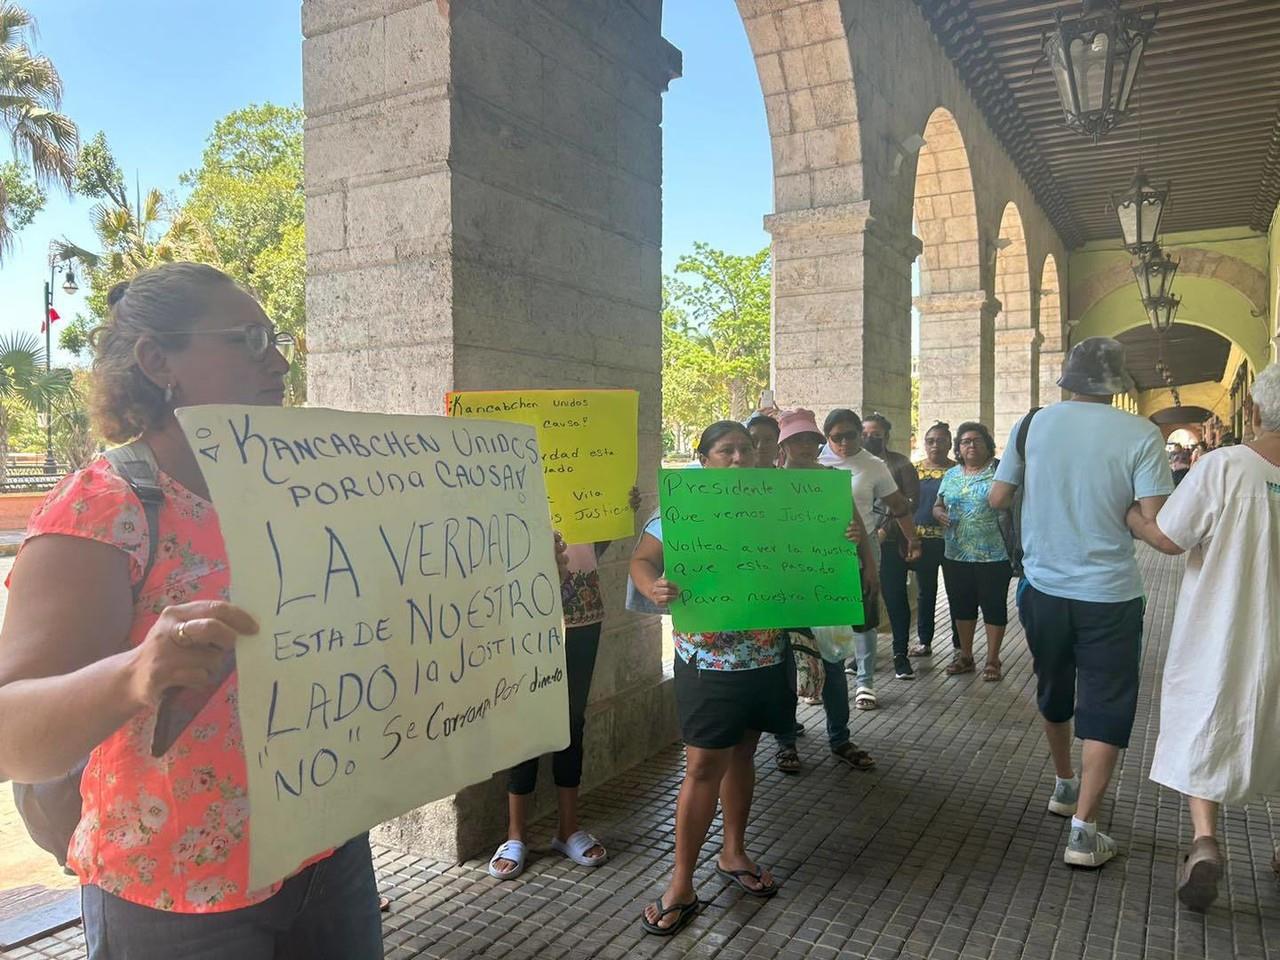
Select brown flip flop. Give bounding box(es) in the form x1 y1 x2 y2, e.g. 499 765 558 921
1178 836 1221 912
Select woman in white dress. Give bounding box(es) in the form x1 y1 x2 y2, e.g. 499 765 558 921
1126 362 1280 912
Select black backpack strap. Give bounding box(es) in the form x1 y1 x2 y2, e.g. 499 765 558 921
1016 407 1042 460
102 441 164 602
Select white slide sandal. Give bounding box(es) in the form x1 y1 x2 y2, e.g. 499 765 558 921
487 839 527 880
550 830 608 867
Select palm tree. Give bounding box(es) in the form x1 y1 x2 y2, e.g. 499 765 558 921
0 331 73 484
55 186 213 278
0 2 78 257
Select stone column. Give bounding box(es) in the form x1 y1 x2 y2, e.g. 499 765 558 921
1039 348 1066 407
915 291 997 432
764 200 915 432
994 328 1042 447
302 0 681 862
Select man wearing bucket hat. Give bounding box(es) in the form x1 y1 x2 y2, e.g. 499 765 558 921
989 336 1173 870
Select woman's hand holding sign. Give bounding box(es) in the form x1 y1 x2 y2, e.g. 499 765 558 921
647 577 680 606
126 601 259 710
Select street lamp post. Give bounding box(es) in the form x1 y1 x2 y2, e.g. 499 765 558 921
42 260 77 475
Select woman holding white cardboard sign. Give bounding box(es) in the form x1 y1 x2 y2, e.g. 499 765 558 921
0 264 388 958
629 419 870 936
0 264 570 958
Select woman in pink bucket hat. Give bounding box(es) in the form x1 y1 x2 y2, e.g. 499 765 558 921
771 409 879 774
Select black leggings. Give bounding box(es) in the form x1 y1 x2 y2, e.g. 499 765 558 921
879 540 910 659
507 622 601 795
915 537 954 649
942 559 1013 627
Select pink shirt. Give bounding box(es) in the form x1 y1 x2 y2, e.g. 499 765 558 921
16 459 326 912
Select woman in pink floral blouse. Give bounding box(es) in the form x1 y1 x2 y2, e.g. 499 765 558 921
0 263 383 958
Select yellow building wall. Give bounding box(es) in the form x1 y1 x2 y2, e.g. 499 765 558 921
1068 227 1272 372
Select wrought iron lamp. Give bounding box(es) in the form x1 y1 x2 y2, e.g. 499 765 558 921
1133 247 1177 303
1113 168 1169 256
1145 294 1179 333
1044 0 1159 140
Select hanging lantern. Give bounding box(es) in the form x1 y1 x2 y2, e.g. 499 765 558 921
1146 295 1179 333
1113 168 1170 255
1132 248 1178 302
1044 0 1159 140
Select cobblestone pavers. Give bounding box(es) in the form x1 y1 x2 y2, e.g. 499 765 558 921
6 548 1278 958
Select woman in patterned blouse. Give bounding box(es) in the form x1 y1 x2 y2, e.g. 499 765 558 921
631 420 867 936
0 265 377 957
933 422 1012 681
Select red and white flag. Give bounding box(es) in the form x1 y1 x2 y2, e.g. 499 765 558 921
41 306 60 334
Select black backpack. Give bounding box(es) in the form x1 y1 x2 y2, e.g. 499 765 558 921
11 442 163 867
998 407 1040 578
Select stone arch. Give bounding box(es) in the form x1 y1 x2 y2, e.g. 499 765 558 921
1038 253 1066 405
912 106 993 433
992 201 1037 442
739 0 863 215
1074 276 1271 374
913 108 981 296
1074 247 1268 320
744 2 913 432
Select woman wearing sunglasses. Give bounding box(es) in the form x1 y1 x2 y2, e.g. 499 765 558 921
0 263 383 958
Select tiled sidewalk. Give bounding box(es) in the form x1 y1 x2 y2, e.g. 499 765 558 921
8 548 1279 958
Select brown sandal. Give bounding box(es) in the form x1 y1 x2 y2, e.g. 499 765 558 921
982 661 1003 681
831 742 876 770
946 655 975 676
1178 836 1221 911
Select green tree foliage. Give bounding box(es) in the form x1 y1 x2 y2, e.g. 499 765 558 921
0 159 44 230
0 331 73 483
54 131 217 354
0 2 77 256
181 104 305 399
7 367 96 469
57 107 306 401
661 243 771 452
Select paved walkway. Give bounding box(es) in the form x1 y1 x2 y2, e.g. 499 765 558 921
6 548 1279 958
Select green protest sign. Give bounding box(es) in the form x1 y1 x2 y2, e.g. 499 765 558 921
658 467 863 633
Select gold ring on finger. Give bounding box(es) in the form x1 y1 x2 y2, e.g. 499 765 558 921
176 621 190 646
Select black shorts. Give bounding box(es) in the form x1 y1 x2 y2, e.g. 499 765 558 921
942 559 1013 626
673 655 796 749
1017 582 1145 748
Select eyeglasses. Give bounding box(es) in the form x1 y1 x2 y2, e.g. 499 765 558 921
958 437 984 447
162 324 297 363
828 432 859 444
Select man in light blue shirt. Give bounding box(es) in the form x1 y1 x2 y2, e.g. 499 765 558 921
990 336 1172 870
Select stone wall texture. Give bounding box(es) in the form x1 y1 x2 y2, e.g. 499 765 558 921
740 0 1070 447
303 0 679 862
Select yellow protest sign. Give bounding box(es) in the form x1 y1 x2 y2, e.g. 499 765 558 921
445 389 638 544
175 405 568 890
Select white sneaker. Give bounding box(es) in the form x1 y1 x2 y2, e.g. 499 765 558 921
1047 778 1079 817
1064 826 1117 868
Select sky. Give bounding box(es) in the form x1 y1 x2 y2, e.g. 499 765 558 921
0 2 775 363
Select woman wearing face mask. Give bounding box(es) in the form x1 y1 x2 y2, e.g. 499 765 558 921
770 409 878 774
631 419 868 935
819 410 919 710
861 414 921 680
